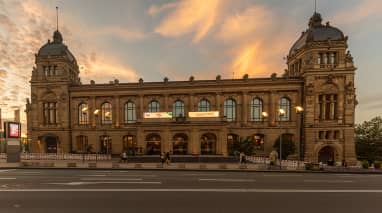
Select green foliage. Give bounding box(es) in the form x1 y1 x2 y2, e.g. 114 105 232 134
361 161 369 169
355 116 382 162
374 161 381 169
273 135 296 160
229 137 255 156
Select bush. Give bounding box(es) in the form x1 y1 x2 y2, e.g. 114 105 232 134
305 163 312 170
361 161 369 169
374 161 381 169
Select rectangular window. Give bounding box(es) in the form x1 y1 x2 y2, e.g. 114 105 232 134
43 102 57 125
325 131 331 140
334 131 340 139
319 131 325 139
317 53 322 64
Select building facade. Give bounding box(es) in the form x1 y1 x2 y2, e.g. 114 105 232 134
26 12 357 163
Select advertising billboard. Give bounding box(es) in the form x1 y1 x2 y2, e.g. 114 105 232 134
188 111 219 118
143 112 173 118
4 122 21 139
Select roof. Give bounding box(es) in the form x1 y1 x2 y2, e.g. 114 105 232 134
37 30 76 62
289 13 345 55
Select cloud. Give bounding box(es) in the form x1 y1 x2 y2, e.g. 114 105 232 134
333 0 382 25
93 26 147 41
147 2 178 16
152 0 221 43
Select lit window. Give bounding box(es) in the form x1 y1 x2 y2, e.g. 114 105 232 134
78 103 89 125
278 97 291 121
101 102 112 124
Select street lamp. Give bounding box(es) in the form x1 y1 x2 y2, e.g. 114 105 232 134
278 108 285 169
93 109 99 162
261 112 268 165
295 106 304 162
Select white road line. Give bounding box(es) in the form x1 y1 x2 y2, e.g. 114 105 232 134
80 178 143 181
264 174 303 177
0 169 16 173
1 188 382 192
0 178 16 180
78 175 107 177
304 180 354 183
199 178 255 182
44 181 161 186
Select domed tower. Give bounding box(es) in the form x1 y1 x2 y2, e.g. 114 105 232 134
287 12 357 164
27 29 80 153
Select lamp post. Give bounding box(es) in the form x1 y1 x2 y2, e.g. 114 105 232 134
93 109 99 162
295 106 304 163
261 112 268 165
278 108 285 169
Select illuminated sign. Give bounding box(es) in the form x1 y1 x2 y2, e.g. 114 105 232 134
143 112 173 118
188 111 219 118
4 122 21 139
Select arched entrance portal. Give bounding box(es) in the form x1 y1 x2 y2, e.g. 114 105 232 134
173 133 188 155
45 135 58 153
318 146 335 165
123 135 137 155
100 135 112 154
146 134 161 155
201 133 217 155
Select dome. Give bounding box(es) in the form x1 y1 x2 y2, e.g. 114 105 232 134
289 12 345 55
37 30 76 62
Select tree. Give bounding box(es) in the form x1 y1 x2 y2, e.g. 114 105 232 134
229 137 255 156
273 135 296 160
355 116 382 163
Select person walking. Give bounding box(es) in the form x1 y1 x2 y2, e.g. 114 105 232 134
239 152 246 165
120 151 128 163
160 152 165 165
165 152 171 165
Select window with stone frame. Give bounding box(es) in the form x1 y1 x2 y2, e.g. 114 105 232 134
250 97 263 121
198 99 210 112
148 100 160 112
124 102 136 123
43 102 57 125
319 94 338 120
78 103 89 125
224 98 236 122
173 100 185 117
278 97 291 121
101 102 112 124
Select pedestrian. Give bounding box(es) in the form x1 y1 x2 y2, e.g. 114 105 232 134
165 152 171 165
120 151 127 163
240 152 246 165
160 152 165 165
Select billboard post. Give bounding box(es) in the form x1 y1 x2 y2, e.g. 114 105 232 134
4 121 21 163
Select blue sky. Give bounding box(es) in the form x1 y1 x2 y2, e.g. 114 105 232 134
0 0 381 124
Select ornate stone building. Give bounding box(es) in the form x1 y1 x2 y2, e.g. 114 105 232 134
26 12 357 163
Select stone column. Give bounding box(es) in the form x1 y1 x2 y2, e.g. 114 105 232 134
115 95 120 127
220 128 228 156
191 128 199 155
137 127 145 155
164 95 168 112
139 95 144 119
189 94 194 112
92 96 97 127
242 92 248 124
215 92 221 114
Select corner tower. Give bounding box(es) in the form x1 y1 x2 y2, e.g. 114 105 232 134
27 29 80 153
287 12 357 164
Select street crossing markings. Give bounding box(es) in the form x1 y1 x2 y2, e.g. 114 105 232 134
80 178 143 181
264 174 303 177
0 177 16 180
44 181 162 186
199 178 256 182
303 179 354 183
0 169 16 173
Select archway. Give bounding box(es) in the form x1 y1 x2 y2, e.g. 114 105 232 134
318 146 335 165
200 133 217 155
227 134 239 156
146 134 161 155
45 135 58 153
173 133 188 155
99 135 112 154
123 135 137 155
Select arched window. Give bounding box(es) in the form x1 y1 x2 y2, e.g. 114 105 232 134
198 99 210 112
148 100 160 112
101 102 112 124
146 134 161 155
124 102 136 123
278 97 291 121
251 98 263 121
200 133 217 155
78 103 89 125
173 133 188 155
173 100 185 117
224 98 236 122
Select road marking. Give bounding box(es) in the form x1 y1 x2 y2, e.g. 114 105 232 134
264 174 303 177
1 188 382 192
0 178 16 180
199 178 255 182
44 181 161 186
304 180 354 183
78 175 107 177
182 173 225 176
80 178 143 181
0 169 16 173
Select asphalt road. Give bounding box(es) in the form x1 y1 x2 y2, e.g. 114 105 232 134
1 169 382 213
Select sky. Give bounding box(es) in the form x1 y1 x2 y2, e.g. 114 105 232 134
0 0 381 125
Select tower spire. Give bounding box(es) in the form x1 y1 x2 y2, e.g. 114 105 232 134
56 6 59 31
314 0 317 13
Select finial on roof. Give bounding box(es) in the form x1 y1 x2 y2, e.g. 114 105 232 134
56 6 59 31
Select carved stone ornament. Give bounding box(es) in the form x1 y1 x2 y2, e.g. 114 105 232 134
305 83 314 95
345 51 353 63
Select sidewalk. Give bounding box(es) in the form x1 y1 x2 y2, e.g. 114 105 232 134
1 160 382 174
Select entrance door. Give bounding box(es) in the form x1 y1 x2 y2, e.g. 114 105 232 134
318 146 335 165
45 136 57 153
